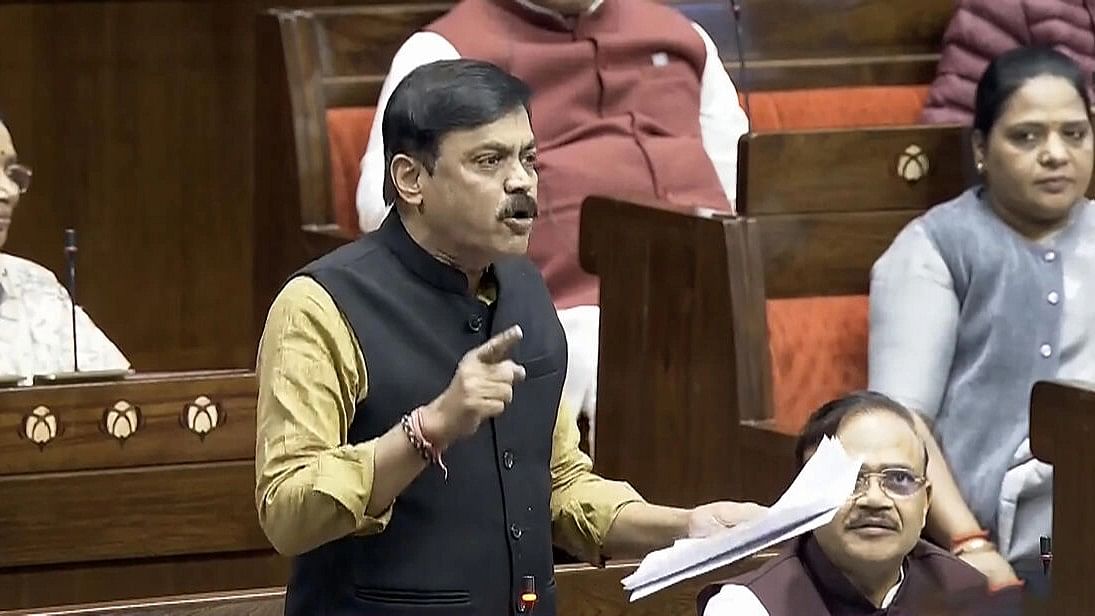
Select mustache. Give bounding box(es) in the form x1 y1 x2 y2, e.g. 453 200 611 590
846 515 899 531
498 193 538 220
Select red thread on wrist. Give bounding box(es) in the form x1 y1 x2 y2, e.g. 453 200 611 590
410 408 448 480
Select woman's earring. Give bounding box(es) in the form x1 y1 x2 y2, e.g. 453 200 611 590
975 160 985 174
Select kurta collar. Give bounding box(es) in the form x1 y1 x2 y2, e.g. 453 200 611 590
374 211 490 297
800 534 906 613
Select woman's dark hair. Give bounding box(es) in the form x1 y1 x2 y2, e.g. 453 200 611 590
794 391 928 469
974 46 1093 135
381 59 532 204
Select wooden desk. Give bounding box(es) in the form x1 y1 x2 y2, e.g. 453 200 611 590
0 556 779 616
1030 380 1095 615
0 371 287 610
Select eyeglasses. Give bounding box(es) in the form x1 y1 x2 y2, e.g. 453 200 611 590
852 468 927 499
4 164 32 195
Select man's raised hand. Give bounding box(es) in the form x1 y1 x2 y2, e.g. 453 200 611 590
422 325 527 447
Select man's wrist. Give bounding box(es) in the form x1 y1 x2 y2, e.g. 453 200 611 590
417 402 452 451
950 529 994 555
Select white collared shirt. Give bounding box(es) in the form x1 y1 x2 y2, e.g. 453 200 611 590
355 0 749 232
703 565 906 616
0 253 129 384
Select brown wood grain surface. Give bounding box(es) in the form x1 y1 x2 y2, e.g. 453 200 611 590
1030 380 1095 616
0 372 255 474
0 555 781 616
0 460 265 568
0 553 289 612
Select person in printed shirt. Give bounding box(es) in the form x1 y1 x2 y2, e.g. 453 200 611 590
0 118 129 383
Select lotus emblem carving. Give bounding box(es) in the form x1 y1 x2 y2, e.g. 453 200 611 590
21 406 61 449
897 144 930 183
182 395 224 438
101 400 142 443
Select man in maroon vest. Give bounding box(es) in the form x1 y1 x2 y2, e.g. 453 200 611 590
355 0 748 448
698 392 1023 615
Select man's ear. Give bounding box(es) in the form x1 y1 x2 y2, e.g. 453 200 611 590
390 154 424 207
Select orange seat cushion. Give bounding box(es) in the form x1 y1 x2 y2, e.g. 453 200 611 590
325 86 929 235
766 296 869 433
326 107 375 236
742 85 930 131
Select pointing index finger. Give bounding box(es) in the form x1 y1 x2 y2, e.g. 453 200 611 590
475 325 523 364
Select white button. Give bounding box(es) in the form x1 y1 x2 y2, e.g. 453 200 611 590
1048 291 1060 305
1040 344 1053 358
1044 251 1057 262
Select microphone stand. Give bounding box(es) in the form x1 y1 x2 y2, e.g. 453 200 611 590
64 228 78 373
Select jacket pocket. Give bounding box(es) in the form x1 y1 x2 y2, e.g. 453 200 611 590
521 353 561 379
353 587 474 613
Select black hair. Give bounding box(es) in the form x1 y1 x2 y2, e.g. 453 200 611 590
973 46 1093 136
794 391 928 470
381 59 533 204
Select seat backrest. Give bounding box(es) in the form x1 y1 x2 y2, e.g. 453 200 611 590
254 4 449 330
674 0 953 88
744 85 930 132
735 126 974 431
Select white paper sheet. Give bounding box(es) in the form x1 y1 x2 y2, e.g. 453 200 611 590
621 436 862 601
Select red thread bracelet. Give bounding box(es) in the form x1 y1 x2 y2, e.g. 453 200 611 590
409 408 448 479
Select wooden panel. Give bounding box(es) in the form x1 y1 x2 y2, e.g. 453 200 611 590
0 461 265 568
740 126 973 217
737 422 799 506
756 210 920 298
0 555 780 616
580 197 769 506
674 0 950 88
0 0 386 373
0 371 255 474
737 126 980 298
315 4 450 80
0 553 288 612
1030 380 1095 616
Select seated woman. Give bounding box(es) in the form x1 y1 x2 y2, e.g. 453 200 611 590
0 117 129 383
870 47 1094 595
922 0 1095 124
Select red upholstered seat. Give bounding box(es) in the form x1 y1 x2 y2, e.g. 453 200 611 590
766 296 870 432
743 85 930 130
326 107 375 236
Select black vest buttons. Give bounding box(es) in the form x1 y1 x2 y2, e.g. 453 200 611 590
502 450 515 469
467 315 484 333
510 523 523 539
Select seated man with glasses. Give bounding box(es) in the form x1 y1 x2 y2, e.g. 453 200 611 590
698 392 1022 616
0 117 129 384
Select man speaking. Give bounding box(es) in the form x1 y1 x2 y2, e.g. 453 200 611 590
254 59 763 616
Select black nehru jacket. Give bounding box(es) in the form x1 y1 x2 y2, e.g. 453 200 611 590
697 535 1023 616
284 212 567 616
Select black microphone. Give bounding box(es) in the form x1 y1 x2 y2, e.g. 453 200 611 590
729 0 752 127
63 228 78 373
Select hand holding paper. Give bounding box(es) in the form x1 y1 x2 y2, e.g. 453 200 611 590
687 501 769 539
